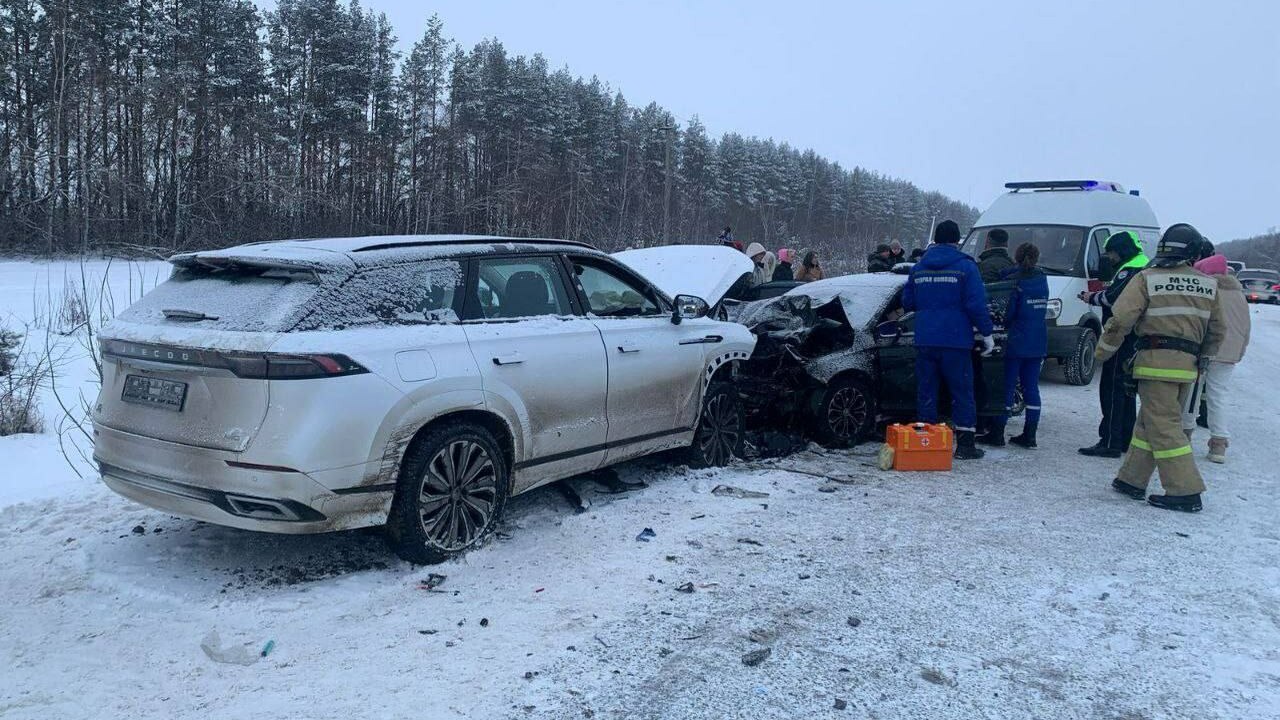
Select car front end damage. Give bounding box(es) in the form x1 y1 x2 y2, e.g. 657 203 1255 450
728 293 867 438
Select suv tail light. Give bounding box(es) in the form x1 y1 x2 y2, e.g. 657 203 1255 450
221 353 367 380
101 340 368 380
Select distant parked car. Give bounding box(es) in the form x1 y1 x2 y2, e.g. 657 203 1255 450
1226 260 1245 276
93 236 756 564
1238 269 1280 304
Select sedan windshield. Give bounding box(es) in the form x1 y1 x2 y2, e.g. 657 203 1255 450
961 225 1085 276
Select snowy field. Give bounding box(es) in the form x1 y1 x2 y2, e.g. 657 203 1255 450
2 259 1279 720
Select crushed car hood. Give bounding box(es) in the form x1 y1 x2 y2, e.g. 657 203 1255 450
613 246 753 305
784 274 907 331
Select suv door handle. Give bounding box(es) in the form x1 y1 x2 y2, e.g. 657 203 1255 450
617 344 641 354
492 352 524 366
678 335 723 345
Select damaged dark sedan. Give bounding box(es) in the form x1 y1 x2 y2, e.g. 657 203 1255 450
728 272 1019 447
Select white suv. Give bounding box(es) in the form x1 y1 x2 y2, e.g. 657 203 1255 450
92 236 756 563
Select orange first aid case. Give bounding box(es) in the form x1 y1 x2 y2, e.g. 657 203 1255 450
885 423 954 471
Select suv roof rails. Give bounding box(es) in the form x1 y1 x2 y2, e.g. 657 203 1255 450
351 237 596 253
1005 180 1127 193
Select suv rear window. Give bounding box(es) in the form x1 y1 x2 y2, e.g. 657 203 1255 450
296 260 463 330
118 266 322 332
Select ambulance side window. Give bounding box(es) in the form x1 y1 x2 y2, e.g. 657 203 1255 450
1087 228 1109 279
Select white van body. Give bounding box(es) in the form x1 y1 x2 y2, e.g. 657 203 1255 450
960 180 1160 385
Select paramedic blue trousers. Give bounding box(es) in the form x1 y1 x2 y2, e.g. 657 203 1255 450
1000 357 1042 431
916 346 976 432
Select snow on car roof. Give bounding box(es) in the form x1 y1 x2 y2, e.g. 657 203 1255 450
170 235 602 270
785 273 906 329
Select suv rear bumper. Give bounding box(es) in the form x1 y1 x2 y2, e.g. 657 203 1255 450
94 423 392 533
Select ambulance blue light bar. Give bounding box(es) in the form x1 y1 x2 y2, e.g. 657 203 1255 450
1005 180 1127 193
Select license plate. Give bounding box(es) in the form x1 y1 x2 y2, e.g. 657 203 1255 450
122 374 188 412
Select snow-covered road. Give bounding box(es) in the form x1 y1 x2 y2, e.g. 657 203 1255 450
1 261 1278 720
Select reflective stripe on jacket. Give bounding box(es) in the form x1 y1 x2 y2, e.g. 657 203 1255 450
1096 263 1227 383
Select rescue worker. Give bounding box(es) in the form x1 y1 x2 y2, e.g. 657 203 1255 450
1096 224 1225 512
1078 230 1150 457
902 219 995 460
978 242 1049 448
977 229 1014 282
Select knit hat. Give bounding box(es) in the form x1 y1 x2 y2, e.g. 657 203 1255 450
933 220 960 244
1194 254 1228 276
986 228 1009 247
777 248 794 263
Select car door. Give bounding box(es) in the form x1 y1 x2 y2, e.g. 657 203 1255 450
875 307 917 416
462 254 609 487
564 254 710 462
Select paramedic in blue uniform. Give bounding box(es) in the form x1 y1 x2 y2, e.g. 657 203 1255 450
902 219 996 460
978 242 1049 448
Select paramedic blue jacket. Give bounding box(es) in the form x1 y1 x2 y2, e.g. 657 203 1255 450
901 244 993 349
999 265 1049 358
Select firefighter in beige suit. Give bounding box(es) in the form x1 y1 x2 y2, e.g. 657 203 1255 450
1094 224 1225 513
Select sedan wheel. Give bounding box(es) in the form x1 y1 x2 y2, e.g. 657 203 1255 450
827 385 870 441
813 376 876 448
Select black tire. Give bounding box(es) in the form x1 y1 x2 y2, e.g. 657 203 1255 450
386 422 510 565
812 375 876 448
687 382 744 468
1063 327 1098 386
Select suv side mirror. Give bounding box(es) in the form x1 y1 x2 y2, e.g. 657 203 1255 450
672 294 709 325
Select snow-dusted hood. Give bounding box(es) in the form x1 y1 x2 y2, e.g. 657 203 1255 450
613 245 753 305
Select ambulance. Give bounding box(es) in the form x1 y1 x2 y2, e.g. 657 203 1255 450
960 180 1160 385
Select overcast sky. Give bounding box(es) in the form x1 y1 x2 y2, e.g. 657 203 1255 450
348 0 1278 241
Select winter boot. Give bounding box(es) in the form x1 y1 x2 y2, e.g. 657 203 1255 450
1147 493 1203 513
976 423 1006 447
1207 437 1228 464
954 431 985 460
1079 442 1123 459
1111 478 1146 500
1009 428 1037 448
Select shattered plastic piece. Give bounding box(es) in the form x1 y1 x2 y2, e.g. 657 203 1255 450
200 630 259 666
711 485 770 499
675 582 695 593
835 698 849 710
847 616 862 628
418 573 447 590
260 639 275 658
635 528 657 542
737 538 763 547
742 648 772 667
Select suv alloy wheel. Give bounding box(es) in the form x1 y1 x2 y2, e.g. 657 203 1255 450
387 422 510 564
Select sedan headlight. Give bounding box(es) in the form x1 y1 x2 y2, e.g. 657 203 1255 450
1044 298 1062 321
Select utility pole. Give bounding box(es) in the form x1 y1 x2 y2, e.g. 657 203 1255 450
660 123 676 246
